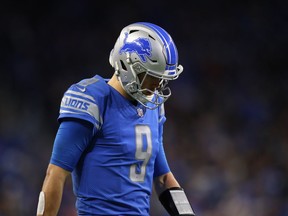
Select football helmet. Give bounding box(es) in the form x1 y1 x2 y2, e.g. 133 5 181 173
109 22 183 109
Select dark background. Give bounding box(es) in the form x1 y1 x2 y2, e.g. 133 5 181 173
1 0 288 215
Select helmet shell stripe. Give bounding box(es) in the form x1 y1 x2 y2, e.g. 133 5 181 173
136 22 178 69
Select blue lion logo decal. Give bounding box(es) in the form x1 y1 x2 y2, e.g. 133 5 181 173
119 32 152 62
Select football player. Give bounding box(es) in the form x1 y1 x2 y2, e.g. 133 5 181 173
37 22 195 216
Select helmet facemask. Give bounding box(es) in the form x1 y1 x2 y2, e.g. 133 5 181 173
129 68 172 110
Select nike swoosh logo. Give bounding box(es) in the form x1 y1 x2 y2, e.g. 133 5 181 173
75 85 86 92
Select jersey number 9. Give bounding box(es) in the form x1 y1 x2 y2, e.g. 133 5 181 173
130 125 152 182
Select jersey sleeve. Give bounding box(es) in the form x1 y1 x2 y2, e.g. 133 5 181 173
153 123 170 177
50 119 94 172
58 76 107 130
154 104 170 177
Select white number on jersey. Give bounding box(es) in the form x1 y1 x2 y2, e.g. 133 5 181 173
130 125 152 182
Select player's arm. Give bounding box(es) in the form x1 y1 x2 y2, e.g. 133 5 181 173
153 132 195 216
154 171 180 194
154 172 196 216
37 164 70 216
37 119 95 216
154 112 195 215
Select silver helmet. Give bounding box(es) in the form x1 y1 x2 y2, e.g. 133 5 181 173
109 22 183 109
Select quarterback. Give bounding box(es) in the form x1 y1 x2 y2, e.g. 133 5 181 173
37 22 195 216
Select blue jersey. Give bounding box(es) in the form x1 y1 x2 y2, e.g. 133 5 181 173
52 75 170 215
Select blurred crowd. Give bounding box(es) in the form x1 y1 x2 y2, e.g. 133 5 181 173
1 0 287 215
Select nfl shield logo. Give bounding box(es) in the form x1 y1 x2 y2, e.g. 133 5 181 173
137 108 144 117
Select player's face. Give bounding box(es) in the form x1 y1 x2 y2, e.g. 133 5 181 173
138 73 161 95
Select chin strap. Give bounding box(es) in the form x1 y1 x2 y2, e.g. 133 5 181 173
159 187 196 216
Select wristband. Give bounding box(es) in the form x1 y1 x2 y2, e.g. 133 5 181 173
159 187 195 216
